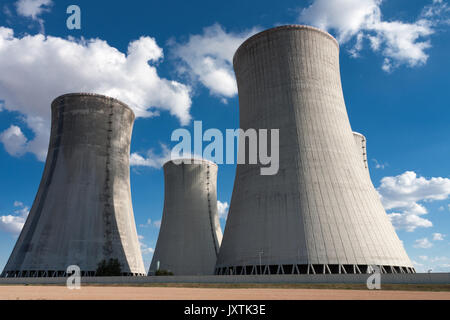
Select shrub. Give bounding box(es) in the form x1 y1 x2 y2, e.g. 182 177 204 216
96 258 122 276
155 269 174 276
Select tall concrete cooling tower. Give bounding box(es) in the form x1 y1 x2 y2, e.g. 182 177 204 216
149 159 223 276
1 93 145 277
216 25 414 276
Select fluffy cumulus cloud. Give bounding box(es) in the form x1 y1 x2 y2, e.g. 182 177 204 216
379 171 450 209
15 0 52 20
0 125 28 157
130 144 171 168
139 218 161 229
217 201 229 220
298 0 450 71
387 209 433 232
413 237 433 249
15 0 53 32
0 201 29 235
0 28 192 161
412 255 450 272
138 235 155 255
170 24 260 101
432 233 445 241
377 171 450 232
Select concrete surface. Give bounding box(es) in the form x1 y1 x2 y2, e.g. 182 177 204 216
216 25 414 274
149 159 223 275
1 93 145 277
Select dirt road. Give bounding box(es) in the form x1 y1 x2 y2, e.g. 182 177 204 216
0 286 449 300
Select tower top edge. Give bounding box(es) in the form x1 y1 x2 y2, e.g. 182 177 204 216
164 158 218 167
352 131 366 139
51 93 135 116
234 25 339 63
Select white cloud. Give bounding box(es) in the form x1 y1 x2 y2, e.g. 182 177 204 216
432 233 445 241
138 235 155 255
349 32 365 58
0 125 28 157
299 0 382 42
414 237 433 248
372 159 387 169
13 201 24 207
130 144 171 168
379 171 450 209
378 171 450 232
0 28 192 161
298 0 449 71
0 215 26 235
412 260 424 269
15 0 53 32
421 0 450 22
139 218 152 228
142 247 155 255
0 201 29 235
15 0 52 20
170 24 259 100
412 257 450 273
412 255 450 272
388 210 433 232
430 256 450 263
217 201 229 220
131 145 208 170
153 220 161 228
139 218 161 229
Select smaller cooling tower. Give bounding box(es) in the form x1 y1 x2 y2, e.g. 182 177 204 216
1 93 145 277
149 159 223 276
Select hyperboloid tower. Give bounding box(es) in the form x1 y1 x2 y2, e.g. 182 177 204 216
149 159 223 276
1 93 145 277
215 25 415 275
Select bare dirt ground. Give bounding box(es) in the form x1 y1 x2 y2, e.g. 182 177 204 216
0 286 449 300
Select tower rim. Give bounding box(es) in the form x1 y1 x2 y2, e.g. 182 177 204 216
233 25 339 66
164 158 218 168
51 93 135 117
352 131 366 140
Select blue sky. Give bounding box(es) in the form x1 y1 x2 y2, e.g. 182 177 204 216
0 0 449 272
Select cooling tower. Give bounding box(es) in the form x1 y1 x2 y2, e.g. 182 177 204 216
216 25 414 275
1 93 145 277
149 159 223 276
